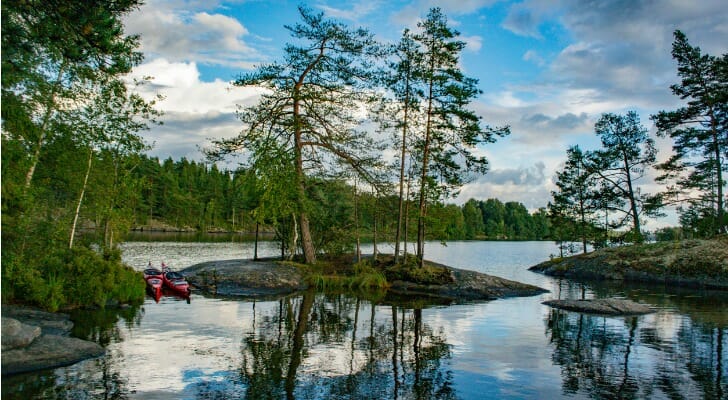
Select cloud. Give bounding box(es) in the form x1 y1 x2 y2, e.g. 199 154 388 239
390 0 501 28
486 162 546 186
124 1 264 68
461 35 483 52
522 49 545 66
501 2 542 38
317 0 383 21
128 60 263 160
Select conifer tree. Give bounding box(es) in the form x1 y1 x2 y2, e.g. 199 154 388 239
209 6 383 263
651 30 727 235
412 8 508 266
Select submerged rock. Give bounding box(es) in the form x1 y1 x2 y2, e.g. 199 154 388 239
543 298 653 315
1 307 104 375
181 258 307 297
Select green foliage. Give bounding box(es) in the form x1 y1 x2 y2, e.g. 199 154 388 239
385 255 454 285
2 247 144 311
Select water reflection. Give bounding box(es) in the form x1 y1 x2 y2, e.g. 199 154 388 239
234 291 457 400
546 308 727 399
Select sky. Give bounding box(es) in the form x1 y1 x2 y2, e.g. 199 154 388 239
123 0 728 229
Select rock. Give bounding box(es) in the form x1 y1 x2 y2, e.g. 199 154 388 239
2 318 41 350
389 264 548 301
1 306 104 375
1 334 104 375
181 258 307 297
2 305 73 336
543 298 654 315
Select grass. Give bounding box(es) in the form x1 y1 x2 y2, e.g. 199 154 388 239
283 253 455 294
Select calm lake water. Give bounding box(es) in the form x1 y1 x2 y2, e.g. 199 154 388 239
3 240 727 399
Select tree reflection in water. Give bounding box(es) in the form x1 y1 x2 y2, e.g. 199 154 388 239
237 291 456 400
546 308 727 399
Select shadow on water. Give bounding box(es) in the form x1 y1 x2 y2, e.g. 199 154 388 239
184 290 458 400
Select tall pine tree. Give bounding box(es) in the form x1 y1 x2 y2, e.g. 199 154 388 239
651 30 727 236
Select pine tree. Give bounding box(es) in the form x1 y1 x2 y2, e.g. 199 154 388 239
208 6 383 263
591 111 662 242
651 30 728 236
412 8 508 266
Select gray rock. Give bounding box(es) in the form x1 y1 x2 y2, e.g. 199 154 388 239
2 305 73 336
182 258 307 297
1 334 104 375
543 298 654 315
389 264 548 301
2 318 41 350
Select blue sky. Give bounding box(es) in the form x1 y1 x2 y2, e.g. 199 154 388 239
124 0 727 228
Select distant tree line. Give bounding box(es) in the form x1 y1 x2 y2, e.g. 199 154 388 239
129 155 553 243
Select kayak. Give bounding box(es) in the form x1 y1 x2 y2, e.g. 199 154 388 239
146 277 163 301
144 268 163 280
162 270 191 297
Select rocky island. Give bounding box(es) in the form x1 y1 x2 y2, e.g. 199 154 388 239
529 237 728 290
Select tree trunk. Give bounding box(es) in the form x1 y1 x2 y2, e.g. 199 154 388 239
254 222 259 261
372 194 378 261
710 111 725 234
25 63 66 189
417 77 434 267
623 154 642 241
69 149 93 248
354 180 361 263
394 75 411 264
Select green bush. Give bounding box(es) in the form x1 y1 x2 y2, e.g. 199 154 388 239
2 246 145 311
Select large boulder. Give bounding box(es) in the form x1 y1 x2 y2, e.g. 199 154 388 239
182 258 307 297
2 334 104 375
1 306 104 375
2 318 41 351
389 264 548 301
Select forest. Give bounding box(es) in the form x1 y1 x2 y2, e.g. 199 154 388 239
1 3 726 310
129 155 551 242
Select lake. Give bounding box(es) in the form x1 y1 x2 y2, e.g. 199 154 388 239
3 240 727 399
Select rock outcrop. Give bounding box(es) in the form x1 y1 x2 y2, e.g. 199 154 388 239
529 237 728 289
181 258 307 297
1 306 104 375
182 258 548 302
389 265 548 301
543 298 654 315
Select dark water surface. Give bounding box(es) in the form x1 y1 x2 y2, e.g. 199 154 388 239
3 241 727 399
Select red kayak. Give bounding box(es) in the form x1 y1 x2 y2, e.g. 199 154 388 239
162 270 191 297
143 268 164 301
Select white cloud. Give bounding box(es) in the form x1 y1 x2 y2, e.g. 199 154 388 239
461 35 483 52
124 1 264 68
128 60 263 160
